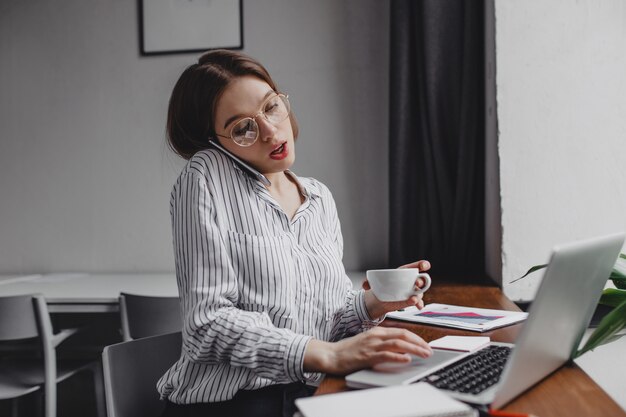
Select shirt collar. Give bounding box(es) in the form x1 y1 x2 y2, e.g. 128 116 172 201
230 161 321 200
285 170 322 200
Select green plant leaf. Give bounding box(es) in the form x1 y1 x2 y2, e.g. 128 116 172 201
609 271 626 280
611 256 626 289
576 299 626 357
599 288 626 307
612 277 626 290
513 254 626 285
509 264 548 284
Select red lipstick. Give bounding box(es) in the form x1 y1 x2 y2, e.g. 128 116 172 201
269 142 288 160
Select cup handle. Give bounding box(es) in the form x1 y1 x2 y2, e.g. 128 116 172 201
412 273 431 295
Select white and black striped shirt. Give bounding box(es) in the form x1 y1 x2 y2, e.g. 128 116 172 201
157 149 374 403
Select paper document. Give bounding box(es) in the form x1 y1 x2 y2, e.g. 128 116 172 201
386 303 528 332
295 382 477 417
429 336 490 352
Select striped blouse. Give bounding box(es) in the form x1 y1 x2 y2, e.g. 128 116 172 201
157 149 375 403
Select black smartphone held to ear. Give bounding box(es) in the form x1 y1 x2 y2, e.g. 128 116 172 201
208 139 271 187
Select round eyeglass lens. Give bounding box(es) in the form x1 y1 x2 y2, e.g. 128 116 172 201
231 119 258 147
229 94 291 147
264 95 290 124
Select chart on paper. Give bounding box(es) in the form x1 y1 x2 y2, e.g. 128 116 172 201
386 303 528 332
416 311 505 325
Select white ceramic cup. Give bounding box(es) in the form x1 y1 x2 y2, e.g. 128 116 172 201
366 269 432 302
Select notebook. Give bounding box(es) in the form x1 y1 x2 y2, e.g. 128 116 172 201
386 303 528 332
295 382 477 417
346 233 625 409
428 336 490 352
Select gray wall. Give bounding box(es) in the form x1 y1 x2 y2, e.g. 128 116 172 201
495 0 626 301
0 1 390 274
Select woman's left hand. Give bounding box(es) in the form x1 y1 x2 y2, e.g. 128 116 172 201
363 260 431 320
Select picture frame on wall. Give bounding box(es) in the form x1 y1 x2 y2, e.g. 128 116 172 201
140 0 243 56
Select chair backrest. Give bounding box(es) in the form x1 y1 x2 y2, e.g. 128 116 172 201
119 293 182 341
0 294 57 417
0 294 41 340
102 331 181 417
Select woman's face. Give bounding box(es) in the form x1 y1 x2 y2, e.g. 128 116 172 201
213 76 295 175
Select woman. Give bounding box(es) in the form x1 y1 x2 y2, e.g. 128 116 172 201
157 49 433 417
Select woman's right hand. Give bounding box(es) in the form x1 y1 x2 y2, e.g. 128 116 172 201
303 327 432 375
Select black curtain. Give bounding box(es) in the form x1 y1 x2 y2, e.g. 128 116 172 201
389 0 486 277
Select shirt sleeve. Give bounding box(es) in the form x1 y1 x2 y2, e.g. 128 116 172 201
328 289 383 341
171 171 311 383
317 182 383 340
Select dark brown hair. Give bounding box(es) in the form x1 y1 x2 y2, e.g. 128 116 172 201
166 50 298 160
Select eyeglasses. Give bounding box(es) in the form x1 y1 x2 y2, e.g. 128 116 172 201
215 93 291 147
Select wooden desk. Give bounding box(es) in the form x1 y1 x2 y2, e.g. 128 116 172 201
316 282 626 417
0 273 178 313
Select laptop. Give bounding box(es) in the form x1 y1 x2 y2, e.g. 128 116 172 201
346 233 625 409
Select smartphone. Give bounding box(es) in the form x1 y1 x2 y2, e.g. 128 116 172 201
208 140 271 187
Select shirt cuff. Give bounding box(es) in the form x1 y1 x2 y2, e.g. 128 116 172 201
284 333 312 382
353 290 385 327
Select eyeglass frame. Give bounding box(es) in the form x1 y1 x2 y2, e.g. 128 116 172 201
213 92 291 147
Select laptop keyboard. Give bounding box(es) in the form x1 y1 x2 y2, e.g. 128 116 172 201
421 345 512 395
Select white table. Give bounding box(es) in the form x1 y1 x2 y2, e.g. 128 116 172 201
0 273 178 313
0 274 42 284
0 272 363 310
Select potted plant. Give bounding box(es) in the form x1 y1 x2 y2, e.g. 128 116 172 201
517 254 626 357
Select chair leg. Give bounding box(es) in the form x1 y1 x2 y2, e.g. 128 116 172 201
11 398 19 417
92 362 107 417
44 378 56 417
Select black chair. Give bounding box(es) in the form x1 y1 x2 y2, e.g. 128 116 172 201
118 293 182 341
0 294 105 417
102 332 181 417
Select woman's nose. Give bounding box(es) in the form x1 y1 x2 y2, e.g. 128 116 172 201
256 116 278 142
